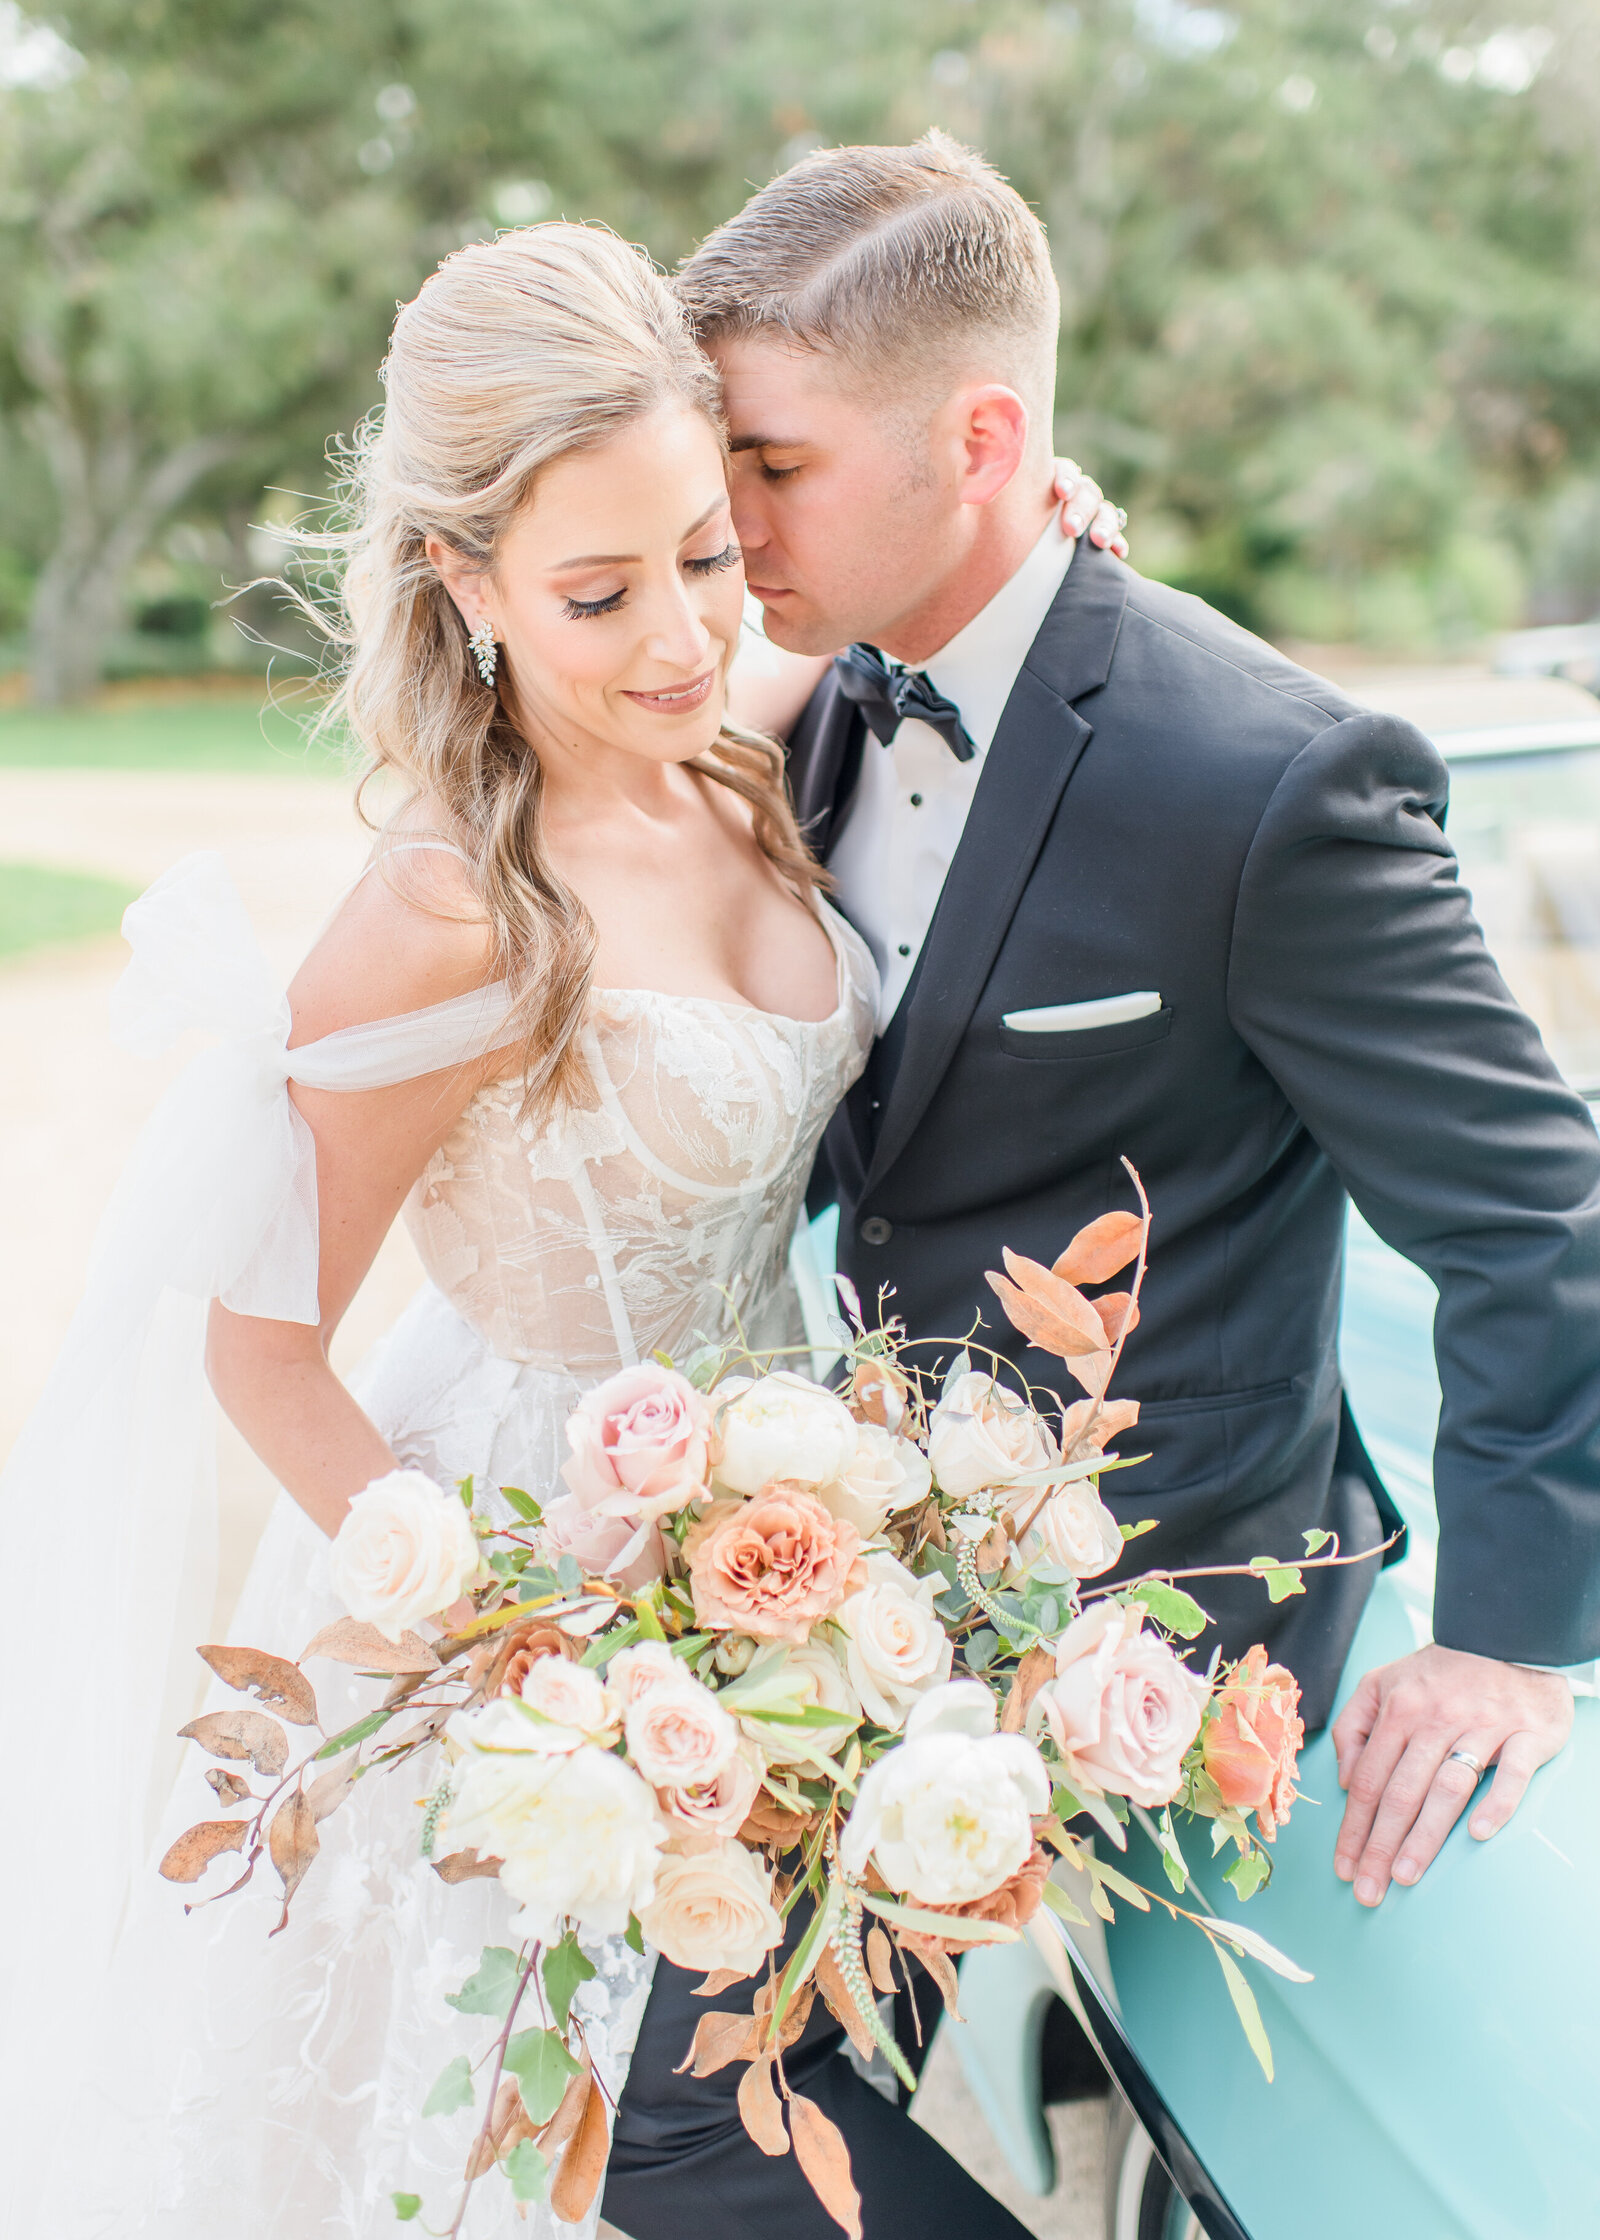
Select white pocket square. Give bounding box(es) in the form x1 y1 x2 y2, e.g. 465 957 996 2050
1002 990 1163 1033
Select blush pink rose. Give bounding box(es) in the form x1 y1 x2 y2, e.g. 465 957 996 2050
685 1487 862 1645
624 1676 739 1789
607 1640 682 1709
537 1491 664 1589
657 1742 764 1851
562 1363 713 1526
1031 1601 1209 1808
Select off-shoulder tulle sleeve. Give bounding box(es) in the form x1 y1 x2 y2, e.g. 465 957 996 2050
0 851 517 2192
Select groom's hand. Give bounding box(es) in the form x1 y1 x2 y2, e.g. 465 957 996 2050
1331 1644 1573 1904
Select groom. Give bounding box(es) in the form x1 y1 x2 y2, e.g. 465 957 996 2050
673 133 1599 1889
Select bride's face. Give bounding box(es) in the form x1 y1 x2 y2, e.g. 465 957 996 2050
434 404 744 770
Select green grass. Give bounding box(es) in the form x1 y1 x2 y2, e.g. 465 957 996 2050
0 861 141 960
0 687 348 774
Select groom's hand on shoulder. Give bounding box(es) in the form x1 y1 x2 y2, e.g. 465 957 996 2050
1331 1644 1574 1905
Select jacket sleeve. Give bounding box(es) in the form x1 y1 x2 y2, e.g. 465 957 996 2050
1227 709 1600 1663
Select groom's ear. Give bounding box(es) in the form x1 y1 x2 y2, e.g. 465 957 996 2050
944 384 1031 508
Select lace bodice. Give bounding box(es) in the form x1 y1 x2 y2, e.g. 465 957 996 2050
404 901 877 1375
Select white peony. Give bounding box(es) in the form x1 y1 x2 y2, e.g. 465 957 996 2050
926 1372 1059 1499
329 1468 480 1643
1014 1480 1125 1581
832 1553 953 1731
840 1679 1050 1906
639 1839 784 1978
443 1732 665 1941
625 1675 739 1790
817 1423 933 1537
713 1372 859 1495
733 1638 862 1765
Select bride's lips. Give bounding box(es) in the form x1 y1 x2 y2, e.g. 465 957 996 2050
620 668 718 716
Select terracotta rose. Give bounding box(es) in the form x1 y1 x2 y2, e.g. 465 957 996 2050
1202 1645 1304 1839
473 1618 575 1701
899 1841 1052 1957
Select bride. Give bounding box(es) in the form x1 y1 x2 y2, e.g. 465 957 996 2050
2 224 1105 2239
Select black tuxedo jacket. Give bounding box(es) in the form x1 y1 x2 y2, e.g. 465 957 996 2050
789 545 1600 1723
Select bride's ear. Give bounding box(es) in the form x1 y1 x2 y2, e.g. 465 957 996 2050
425 534 492 637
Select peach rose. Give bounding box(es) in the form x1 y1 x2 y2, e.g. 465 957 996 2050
476 1618 575 1700
658 1741 764 1850
686 1488 861 1645
1202 1646 1305 1839
1032 1602 1208 1808
606 1639 682 1709
562 1363 713 1526
639 1839 784 1977
625 1676 739 1790
898 1841 1052 1957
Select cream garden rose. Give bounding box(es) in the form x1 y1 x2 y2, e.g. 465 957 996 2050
817 1422 933 1537
840 1680 1049 1905
1031 1601 1209 1808
733 1637 862 1765
624 1674 739 1790
926 1372 1058 1499
329 1468 480 1643
712 1372 859 1494
1014 1478 1124 1579
639 1839 784 1977
832 1553 952 1731
514 1655 618 1751
657 1741 764 1850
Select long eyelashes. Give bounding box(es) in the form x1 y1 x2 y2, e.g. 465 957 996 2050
561 544 742 621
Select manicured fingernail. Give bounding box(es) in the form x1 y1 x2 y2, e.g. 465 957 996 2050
1334 1854 1354 1880
1065 511 1087 535
1393 1857 1417 1884
1355 1876 1381 1905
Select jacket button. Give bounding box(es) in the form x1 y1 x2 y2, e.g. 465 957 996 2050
860 1215 893 1246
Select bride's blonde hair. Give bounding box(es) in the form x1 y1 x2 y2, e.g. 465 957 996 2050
321 222 822 1121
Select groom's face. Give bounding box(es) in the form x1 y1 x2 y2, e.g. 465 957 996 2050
714 335 959 657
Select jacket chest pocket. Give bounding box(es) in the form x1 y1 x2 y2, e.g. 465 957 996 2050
997 1004 1174 1062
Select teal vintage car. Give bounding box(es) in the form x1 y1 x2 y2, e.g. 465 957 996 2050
943 670 1600 2240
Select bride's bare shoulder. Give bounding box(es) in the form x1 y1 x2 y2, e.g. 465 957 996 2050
288 820 495 1047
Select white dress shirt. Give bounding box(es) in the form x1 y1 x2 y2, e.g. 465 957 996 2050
829 520 1075 1028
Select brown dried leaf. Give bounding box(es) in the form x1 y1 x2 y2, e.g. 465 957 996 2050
205 1767 253 1808
304 1762 357 1823
433 1846 505 1884
197 1643 318 1726
1001 1645 1058 1735
300 1618 439 1673
755 1978 814 2052
548 2062 610 2223
159 1818 250 1883
178 1707 288 1777
789 2092 863 2239
268 1791 319 1915
467 2078 526 2181
986 1253 1107 1360
693 1968 749 1998
910 1941 963 2021
675 2009 760 2077
815 1946 875 2063
1053 1211 1144 1288
539 2057 593 2165
865 1926 897 1997
1093 1291 1140 1346
737 2053 790 2158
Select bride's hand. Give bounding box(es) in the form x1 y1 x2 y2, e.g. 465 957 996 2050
1054 459 1129 557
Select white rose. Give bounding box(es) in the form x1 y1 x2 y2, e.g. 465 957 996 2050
639 1840 784 1977
840 1679 1049 1905
926 1372 1058 1499
515 1655 619 1750
1015 1481 1124 1581
734 1638 862 1765
607 1640 682 1708
442 1737 665 1941
833 1553 953 1731
817 1424 933 1538
625 1676 739 1789
713 1372 859 1495
328 1468 480 1643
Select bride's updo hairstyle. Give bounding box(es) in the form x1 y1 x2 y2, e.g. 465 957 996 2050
327 222 822 1121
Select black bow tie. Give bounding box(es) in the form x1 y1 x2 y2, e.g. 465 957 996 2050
832 643 974 763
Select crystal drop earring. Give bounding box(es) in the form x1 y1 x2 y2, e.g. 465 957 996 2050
468 619 498 688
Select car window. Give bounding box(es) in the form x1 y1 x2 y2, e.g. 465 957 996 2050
1447 746 1600 1096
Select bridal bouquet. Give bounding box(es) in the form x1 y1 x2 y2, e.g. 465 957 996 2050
163 1165 1353 2235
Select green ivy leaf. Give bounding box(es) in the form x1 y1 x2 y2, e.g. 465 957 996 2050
315 1707 392 1760
504 2026 582 2125
391 2194 422 2222
1119 1519 1159 1541
1302 1528 1333 1554
504 2138 549 2203
543 1931 598 2032
445 1945 524 2018
422 2054 475 2118
1248 1557 1305 1603
1127 1581 1208 1639
1223 1849 1272 1902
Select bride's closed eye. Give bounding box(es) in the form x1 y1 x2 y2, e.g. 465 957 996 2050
561 542 741 620
686 541 742 577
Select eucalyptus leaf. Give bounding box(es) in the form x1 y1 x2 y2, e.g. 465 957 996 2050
504 2026 581 2125
502 1484 542 1523
314 1707 392 1760
860 1892 1017 1943
1214 1944 1274 2081
421 2054 474 2118
556 1554 583 1593
445 1945 524 2018
625 1913 645 1956
1198 1917 1312 1982
964 1628 998 1673
543 1931 598 2031
1040 1877 1090 1928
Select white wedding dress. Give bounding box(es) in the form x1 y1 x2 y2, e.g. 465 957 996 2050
1 848 875 2240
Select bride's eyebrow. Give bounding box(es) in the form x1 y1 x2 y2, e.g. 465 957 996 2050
554 498 728 573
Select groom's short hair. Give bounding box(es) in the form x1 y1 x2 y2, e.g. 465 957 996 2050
676 131 1060 435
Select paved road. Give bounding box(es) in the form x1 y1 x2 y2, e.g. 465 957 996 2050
0 765 1107 2240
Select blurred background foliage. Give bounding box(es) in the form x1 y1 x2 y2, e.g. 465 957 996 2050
1 0 1598 702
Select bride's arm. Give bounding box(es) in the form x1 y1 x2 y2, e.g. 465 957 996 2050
205 854 505 1539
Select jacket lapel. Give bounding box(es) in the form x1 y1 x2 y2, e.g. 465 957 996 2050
860 545 1131 1195
785 671 866 859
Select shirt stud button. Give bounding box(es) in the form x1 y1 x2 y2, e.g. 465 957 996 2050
910 793 923 807
897 942 910 957
860 1215 894 1246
